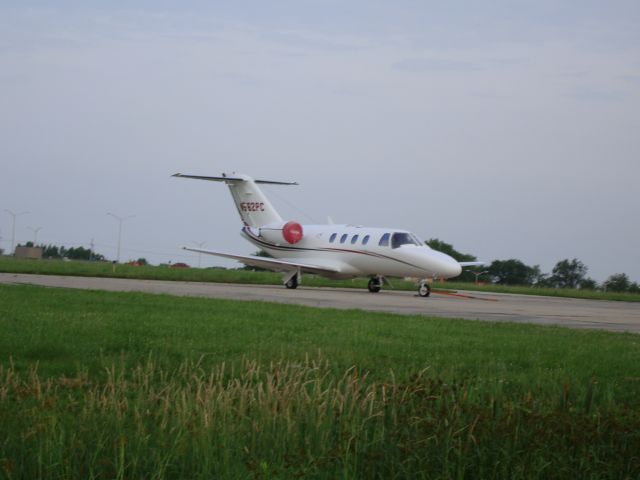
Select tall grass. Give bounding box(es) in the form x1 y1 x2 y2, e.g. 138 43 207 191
2 356 639 479
2 285 640 477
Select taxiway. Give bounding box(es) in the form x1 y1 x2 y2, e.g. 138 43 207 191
1 273 638 333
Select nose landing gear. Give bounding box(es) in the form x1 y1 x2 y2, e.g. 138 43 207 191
418 281 432 297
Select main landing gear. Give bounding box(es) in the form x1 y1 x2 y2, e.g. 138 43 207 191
284 269 300 289
285 276 299 289
368 277 382 293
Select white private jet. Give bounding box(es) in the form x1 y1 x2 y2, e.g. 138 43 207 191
173 172 483 297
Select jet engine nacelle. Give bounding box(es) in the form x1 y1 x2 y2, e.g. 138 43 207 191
282 221 303 244
258 221 304 245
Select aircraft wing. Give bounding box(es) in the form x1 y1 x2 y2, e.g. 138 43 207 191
182 247 341 275
459 261 487 267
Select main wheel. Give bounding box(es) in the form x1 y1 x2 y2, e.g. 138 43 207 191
368 278 382 293
285 277 298 289
418 282 431 297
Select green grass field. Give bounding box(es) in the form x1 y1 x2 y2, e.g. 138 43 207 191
2 256 640 302
1 284 640 478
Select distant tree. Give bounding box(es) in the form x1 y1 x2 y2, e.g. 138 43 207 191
487 259 540 285
426 238 478 282
629 282 640 294
242 249 272 271
533 271 554 287
529 266 544 286
136 258 148 266
603 273 631 292
66 246 93 260
549 258 588 289
425 239 475 262
529 265 548 286
21 243 105 261
65 246 105 261
41 244 62 258
579 277 599 290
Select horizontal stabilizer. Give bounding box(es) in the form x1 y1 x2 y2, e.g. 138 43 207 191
182 247 340 275
172 173 297 185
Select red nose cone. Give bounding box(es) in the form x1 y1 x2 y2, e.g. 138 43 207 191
282 221 303 244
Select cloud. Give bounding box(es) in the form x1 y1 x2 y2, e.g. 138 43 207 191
564 87 624 102
619 74 640 85
391 57 482 73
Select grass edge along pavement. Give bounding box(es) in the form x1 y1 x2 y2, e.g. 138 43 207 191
1 256 639 302
1 284 640 478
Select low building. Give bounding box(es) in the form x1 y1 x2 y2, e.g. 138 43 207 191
14 246 43 260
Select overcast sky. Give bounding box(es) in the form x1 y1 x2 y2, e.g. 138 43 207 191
1 1 639 282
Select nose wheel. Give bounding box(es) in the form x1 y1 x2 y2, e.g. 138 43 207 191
285 276 299 289
418 282 431 297
368 277 382 293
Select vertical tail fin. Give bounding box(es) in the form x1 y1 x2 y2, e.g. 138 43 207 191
172 172 297 227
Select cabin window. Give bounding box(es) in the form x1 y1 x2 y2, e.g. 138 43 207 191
351 234 359 244
362 235 370 245
391 232 419 249
340 234 348 244
379 233 390 247
329 233 337 243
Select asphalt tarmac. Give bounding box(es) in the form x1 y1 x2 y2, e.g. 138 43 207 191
1 273 639 333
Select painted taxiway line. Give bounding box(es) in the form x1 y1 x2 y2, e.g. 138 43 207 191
1 273 639 333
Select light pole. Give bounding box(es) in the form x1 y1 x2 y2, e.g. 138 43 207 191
107 213 135 263
4 210 29 255
192 241 205 268
27 226 42 245
471 270 489 285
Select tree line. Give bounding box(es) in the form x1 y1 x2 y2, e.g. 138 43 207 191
427 239 639 293
17 242 106 262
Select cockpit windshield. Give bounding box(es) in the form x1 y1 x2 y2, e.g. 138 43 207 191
391 232 421 249
411 233 425 246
